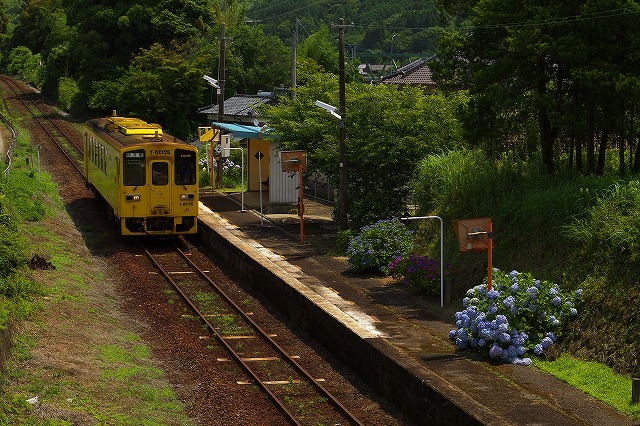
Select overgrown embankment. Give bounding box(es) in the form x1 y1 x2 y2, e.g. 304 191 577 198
0 119 52 370
413 149 640 375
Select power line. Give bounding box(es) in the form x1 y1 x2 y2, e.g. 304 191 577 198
468 6 640 29
246 0 331 23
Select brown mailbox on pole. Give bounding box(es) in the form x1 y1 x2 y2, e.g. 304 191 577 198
454 217 494 290
280 150 308 242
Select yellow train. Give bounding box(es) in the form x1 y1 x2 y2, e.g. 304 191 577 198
83 113 199 236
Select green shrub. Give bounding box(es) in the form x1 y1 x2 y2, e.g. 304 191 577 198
346 219 414 273
563 181 640 258
58 77 80 111
336 229 356 253
388 254 447 295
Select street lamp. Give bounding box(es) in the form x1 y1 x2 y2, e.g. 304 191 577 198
315 99 347 230
203 75 220 92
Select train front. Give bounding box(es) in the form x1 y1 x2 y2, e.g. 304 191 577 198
120 140 199 236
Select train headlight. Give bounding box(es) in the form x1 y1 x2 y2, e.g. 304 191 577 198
180 193 194 200
126 194 141 202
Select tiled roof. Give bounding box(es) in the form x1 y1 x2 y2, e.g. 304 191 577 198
379 58 437 87
199 94 274 117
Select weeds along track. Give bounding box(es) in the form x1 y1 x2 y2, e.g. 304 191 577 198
0 75 84 176
142 239 365 426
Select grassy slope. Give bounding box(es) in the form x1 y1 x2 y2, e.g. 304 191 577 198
0 124 192 424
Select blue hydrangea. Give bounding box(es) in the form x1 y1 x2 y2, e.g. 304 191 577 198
503 296 515 308
499 333 511 344
487 289 500 300
489 345 503 359
450 268 580 366
534 344 544 355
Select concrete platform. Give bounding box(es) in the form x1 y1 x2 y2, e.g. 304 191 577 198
196 190 636 426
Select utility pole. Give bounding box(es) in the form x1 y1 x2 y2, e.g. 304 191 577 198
333 18 351 231
216 3 226 187
291 19 298 101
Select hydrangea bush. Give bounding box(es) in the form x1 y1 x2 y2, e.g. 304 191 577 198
449 269 582 365
346 219 414 273
388 254 448 295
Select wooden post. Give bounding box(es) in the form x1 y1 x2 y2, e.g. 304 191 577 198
633 378 640 404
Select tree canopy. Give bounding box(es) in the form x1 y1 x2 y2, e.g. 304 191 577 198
262 59 466 227
433 0 640 175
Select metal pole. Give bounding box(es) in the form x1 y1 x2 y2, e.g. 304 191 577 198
225 147 245 212
401 216 445 307
216 12 226 188
487 221 493 290
298 162 304 242
258 155 264 225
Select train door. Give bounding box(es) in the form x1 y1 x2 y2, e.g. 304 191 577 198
149 160 172 215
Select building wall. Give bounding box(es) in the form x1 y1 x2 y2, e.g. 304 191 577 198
269 143 298 204
247 138 270 191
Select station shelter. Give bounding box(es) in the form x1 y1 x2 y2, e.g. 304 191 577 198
198 92 299 212
198 123 299 211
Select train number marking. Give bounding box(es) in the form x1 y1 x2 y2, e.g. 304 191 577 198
149 149 171 155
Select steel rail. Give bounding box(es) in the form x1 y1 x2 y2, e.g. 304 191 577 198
143 243 364 426
173 245 365 426
143 244 303 426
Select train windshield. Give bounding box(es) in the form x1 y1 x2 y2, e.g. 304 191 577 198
175 149 197 185
152 162 169 185
123 149 146 186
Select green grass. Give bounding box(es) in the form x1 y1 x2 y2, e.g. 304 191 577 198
537 355 640 420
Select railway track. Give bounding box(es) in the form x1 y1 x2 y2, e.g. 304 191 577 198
142 240 365 426
0 75 84 176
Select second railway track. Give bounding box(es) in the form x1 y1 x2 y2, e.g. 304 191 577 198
0 75 84 176
142 240 365 426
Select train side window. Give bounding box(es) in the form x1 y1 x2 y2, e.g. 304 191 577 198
123 150 146 186
175 149 196 185
152 162 169 186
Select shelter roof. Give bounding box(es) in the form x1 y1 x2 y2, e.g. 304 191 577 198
210 123 265 139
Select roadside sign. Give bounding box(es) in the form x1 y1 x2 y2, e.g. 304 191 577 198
254 150 264 160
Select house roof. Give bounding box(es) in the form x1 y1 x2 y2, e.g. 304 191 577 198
198 94 274 117
378 58 437 87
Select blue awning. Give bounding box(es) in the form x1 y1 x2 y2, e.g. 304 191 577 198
211 123 265 139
